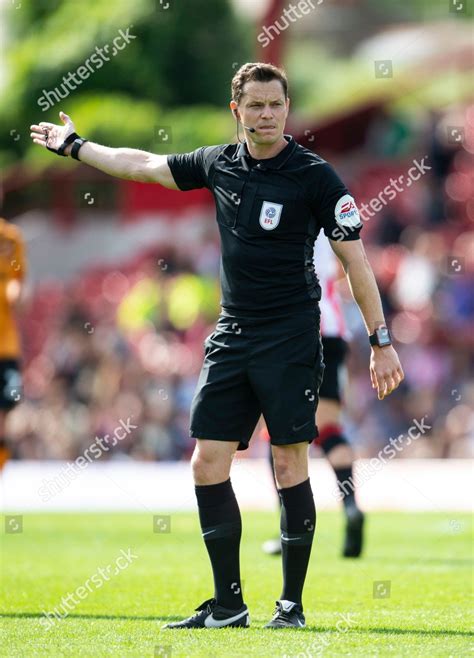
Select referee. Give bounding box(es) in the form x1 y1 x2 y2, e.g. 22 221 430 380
30 62 404 629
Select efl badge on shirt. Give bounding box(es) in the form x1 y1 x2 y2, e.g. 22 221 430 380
259 201 283 230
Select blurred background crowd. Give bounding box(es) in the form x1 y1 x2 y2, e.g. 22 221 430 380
1 0 472 462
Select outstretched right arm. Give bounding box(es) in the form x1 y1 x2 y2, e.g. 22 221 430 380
30 111 178 189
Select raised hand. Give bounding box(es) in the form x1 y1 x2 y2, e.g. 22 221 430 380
30 111 76 155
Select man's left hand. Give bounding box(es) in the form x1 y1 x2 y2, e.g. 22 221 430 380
370 345 404 400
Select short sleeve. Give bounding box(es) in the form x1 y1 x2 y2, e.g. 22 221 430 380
310 162 362 242
167 145 223 191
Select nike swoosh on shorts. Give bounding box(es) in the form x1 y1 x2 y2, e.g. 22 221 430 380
292 420 311 432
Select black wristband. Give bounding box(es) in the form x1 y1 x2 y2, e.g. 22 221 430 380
71 137 88 161
46 132 80 157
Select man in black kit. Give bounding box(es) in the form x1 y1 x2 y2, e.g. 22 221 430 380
31 62 404 629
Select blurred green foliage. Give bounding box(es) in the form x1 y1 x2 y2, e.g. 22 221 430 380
365 0 472 20
287 42 474 126
0 0 251 170
1 0 471 174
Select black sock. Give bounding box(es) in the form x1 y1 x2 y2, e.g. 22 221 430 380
195 478 243 609
279 478 316 607
334 465 357 510
319 429 358 512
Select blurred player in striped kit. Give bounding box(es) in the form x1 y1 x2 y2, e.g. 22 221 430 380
262 233 365 558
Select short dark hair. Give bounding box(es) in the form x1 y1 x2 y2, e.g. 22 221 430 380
231 62 288 105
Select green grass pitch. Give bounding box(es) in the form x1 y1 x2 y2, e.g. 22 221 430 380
2 511 473 656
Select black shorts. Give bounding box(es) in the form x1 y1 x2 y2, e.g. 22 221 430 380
319 337 348 402
0 359 22 411
190 308 325 450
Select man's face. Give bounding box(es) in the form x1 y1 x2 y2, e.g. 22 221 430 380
231 79 290 145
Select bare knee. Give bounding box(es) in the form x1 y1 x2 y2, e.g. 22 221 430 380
191 448 215 484
191 440 237 485
272 444 309 489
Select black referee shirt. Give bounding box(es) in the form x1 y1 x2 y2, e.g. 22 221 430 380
167 135 362 317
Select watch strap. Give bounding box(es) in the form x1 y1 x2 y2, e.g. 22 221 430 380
369 333 379 347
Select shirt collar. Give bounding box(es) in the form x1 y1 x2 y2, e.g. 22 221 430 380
235 134 296 170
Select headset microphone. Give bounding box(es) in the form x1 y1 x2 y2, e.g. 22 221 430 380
233 110 256 133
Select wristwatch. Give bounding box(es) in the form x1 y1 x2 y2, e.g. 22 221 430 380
369 325 392 348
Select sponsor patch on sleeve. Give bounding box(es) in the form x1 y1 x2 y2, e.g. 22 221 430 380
335 194 361 228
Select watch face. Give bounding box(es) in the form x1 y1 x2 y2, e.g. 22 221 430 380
376 327 391 346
